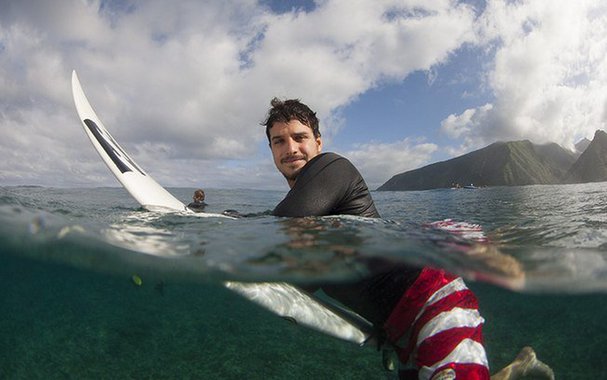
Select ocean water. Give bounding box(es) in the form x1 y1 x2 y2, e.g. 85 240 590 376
1 183 607 379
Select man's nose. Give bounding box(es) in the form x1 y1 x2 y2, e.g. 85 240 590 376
286 138 298 153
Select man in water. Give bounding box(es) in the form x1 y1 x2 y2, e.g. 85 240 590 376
262 98 554 380
187 188 207 212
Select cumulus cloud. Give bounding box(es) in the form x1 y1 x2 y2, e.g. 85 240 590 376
14 1 605 189
441 0 607 151
0 0 479 188
441 103 493 138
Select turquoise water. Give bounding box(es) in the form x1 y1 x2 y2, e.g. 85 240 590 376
1 184 607 378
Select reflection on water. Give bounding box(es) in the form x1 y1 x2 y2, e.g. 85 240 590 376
1 184 607 292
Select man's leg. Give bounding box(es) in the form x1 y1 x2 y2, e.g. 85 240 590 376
384 268 490 380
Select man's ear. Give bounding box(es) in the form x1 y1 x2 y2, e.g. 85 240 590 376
317 137 323 152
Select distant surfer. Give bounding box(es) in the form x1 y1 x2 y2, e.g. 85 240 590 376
261 98 554 380
187 188 207 212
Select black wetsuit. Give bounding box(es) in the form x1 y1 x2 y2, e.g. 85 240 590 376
272 152 421 326
274 152 380 218
187 201 207 212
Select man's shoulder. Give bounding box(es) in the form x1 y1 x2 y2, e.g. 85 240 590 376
320 152 348 161
300 152 355 181
187 201 207 209
310 152 352 167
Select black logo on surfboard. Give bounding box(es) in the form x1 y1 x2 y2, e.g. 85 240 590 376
84 119 145 175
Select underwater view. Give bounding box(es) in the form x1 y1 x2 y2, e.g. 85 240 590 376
1 184 606 379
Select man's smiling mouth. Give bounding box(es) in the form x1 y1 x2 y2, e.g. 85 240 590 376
282 156 305 164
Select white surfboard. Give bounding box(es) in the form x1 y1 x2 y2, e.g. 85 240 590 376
71 73 185 212
71 70 373 345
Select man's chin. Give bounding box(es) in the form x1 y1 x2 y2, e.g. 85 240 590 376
280 167 302 182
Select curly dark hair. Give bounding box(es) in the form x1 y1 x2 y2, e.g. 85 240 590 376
261 98 321 144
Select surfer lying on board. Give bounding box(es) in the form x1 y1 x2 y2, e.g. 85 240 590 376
262 98 554 380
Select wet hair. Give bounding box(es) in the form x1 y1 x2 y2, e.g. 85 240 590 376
261 98 321 144
193 189 205 201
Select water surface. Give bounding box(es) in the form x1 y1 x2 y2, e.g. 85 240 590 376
1 183 606 378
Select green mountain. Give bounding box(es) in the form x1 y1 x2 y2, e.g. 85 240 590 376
377 140 577 191
574 138 592 157
566 130 607 183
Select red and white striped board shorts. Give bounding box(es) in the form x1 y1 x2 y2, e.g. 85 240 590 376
383 267 490 380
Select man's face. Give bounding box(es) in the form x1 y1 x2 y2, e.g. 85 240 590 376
269 119 322 187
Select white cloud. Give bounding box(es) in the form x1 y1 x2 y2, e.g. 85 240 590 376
4 0 605 190
0 0 480 188
442 103 493 139
442 0 607 152
343 138 438 188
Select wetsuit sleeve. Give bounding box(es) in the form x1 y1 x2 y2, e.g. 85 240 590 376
273 153 380 218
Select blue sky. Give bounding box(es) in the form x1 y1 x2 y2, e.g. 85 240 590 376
1 0 606 190
336 46 491 154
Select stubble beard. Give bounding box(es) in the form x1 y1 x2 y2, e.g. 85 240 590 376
281 165 302 183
